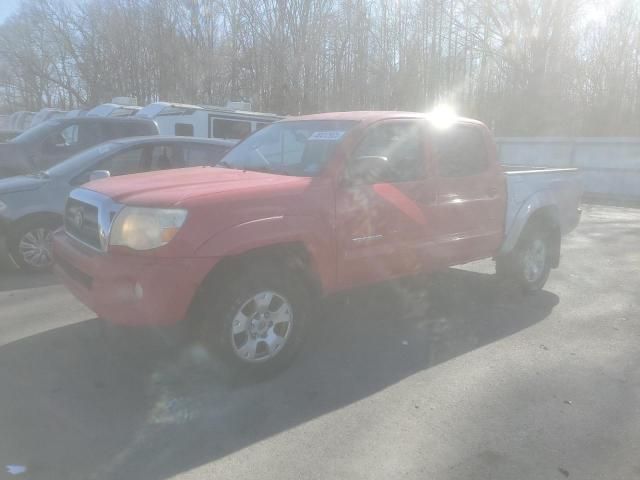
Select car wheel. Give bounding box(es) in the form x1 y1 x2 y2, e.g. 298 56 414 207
9 219 59 272
497 223 552 293
199 260 311 377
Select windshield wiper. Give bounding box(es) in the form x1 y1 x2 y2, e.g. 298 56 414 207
242 166 291 176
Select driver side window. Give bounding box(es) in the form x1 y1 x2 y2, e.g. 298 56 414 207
45 125 79 151
349 121 426 183
98 146 145 176
73 146 145 185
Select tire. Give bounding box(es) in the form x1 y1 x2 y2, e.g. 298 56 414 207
198 260 312 377
8 218 60 272
496 223 552 293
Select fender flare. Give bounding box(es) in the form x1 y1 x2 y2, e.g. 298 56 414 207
500 189 561 256
195 215 335 292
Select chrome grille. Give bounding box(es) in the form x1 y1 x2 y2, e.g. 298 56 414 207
64 188 122 251
65 198 101 249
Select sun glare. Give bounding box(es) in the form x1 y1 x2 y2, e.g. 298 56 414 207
427 104 458 129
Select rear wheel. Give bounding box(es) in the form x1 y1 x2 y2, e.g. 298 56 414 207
198 260 311 376
9 218 60 272
497 224 552 293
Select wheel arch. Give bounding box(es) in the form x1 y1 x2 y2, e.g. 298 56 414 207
500 190 561 258
187 241 323 324
9 211 64 234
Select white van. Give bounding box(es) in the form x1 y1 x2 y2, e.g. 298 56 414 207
135 102 282 140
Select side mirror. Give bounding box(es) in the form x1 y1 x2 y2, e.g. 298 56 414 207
88 170 111 182
343 155 389 186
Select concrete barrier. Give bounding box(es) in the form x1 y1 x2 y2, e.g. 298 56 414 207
497 137 640 201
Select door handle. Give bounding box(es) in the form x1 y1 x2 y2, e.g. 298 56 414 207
487 187 498 197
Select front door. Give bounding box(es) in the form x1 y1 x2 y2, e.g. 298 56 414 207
336 120 438 289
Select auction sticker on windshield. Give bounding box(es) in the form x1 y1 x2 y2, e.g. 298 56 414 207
308 131 346 141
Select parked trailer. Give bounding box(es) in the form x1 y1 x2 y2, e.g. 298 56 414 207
135 102 282 140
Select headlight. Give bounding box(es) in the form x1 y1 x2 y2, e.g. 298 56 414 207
109 207 187 251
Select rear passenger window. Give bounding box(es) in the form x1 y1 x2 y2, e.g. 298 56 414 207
433 126 488 177
148 145 185 170
77 122 103 146
102 123 127 140
186 144 228 166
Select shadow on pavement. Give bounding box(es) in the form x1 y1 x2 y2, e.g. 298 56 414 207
0 267 558 480
0 270 59 292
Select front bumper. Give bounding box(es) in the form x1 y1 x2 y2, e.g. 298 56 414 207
52 230 218 326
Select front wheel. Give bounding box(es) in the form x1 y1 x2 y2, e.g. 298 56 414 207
198 261 311 376
9 219 59 272
497 226 552 293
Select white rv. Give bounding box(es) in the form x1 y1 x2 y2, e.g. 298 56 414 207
87 103 142 117
135 102 282 140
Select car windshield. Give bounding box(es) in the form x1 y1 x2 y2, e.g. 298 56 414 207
9 119 59 143
219 120 357 176
45 141 120 177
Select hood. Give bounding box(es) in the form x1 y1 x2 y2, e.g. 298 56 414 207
85 167 313 206
0 174 47 194
0 143 32 179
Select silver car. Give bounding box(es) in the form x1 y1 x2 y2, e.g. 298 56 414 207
0 136 233 271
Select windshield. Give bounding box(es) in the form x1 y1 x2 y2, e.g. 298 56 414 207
219 120 357 176
45 141 120 177
9 120 59 144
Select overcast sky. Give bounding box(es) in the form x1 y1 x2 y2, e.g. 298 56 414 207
0 0 21 23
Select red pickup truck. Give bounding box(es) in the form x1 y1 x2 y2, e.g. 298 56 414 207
53 111 582 374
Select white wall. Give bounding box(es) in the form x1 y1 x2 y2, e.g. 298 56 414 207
497 138 640 201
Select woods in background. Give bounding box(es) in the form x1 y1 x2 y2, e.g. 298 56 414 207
0 0 638 136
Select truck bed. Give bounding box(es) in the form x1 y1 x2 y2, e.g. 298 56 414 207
501 165 582 254
503 165 578 174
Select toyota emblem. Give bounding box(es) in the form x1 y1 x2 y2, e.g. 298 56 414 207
72 208 84 228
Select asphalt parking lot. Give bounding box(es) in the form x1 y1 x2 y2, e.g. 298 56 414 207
0 204 638 480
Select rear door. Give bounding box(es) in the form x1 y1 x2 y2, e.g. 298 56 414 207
336 119 438 288
430 123 506 263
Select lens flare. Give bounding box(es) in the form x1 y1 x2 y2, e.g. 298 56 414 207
426 104 458 129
